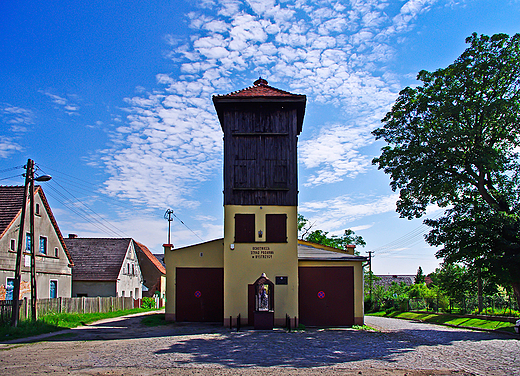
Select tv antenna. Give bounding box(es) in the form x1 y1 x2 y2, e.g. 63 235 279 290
164 209 174 244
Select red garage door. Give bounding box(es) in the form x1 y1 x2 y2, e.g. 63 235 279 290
176 267 224 322
298 266 354 326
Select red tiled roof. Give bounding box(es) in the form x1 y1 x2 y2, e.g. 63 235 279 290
213 78 305 99
0 185 74 266
134 241 166 275
64 238 133 281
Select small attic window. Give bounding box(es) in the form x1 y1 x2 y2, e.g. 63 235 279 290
35 203 40 215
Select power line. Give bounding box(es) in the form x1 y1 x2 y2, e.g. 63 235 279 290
0 174 23 182
371 211 445 256
172 212 204 242
37 163 205 242
44 184 126 238
0 165 24 174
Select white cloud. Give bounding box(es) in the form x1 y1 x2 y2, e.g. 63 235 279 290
0 136 23 158
299 194 399 233
1 104 35 131
300 124 374 186
40 90 81 115
99 0 439 210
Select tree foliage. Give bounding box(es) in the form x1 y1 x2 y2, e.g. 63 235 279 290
414 266 425 284
297 214 366 249
372 33 520 305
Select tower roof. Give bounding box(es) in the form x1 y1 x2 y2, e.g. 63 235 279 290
212 78 306 134
213 78 306 99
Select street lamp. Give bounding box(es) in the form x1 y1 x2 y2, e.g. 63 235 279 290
11 159 52 326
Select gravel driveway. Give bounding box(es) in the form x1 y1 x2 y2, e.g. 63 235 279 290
0 312 518 376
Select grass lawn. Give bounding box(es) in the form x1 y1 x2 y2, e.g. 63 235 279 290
1 307 160 341
369 311 517 333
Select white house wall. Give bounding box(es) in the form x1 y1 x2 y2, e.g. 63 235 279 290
116 241 143 299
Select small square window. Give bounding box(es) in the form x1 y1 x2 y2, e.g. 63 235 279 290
39 236 47 255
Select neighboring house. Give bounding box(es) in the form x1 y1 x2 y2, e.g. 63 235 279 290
0 186 73 300
374 275 415 288
64 236 143 298
134 241 165 297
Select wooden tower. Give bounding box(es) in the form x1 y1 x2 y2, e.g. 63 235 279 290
213 78 306 327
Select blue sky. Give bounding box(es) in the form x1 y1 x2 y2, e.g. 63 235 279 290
1 0 519 275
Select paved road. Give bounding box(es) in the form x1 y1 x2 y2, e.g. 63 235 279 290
364 315 520 376
0 313 518 376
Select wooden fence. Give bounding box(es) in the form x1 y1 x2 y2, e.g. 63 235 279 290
0 296 150 324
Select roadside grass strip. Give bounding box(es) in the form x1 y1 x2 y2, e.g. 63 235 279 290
369 311 517 334
1 307 158 341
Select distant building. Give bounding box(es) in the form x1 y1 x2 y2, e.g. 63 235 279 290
64 236 143 298
153 253 165 268
374 275 415 288
134 241 165 297
0 186 73 300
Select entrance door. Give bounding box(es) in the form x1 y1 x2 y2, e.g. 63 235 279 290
298 266 354 326
176 267 224 322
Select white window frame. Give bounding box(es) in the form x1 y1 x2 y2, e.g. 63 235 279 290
39 236 48 255
49 279 58 299
26 232 32 253
6 278 15 300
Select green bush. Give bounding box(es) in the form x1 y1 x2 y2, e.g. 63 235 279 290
141 297 157 309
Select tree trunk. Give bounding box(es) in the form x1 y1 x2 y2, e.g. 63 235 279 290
477 268 483 313
512 281 520 310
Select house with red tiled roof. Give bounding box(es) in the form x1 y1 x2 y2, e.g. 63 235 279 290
0 186 73 300
64 236 144 298
134 241 165 298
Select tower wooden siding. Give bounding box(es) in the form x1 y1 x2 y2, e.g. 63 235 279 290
214 83 306 207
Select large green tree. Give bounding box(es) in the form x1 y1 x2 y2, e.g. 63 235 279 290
372 33 520 306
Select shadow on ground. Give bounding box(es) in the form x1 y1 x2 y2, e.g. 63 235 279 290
3 312 514 369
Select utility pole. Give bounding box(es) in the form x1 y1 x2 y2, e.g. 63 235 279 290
11 159 32 327
29 164 37 321
164 209 174 245
11 159 51 326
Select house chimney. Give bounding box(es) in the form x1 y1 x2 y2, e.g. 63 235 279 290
68 234 78 239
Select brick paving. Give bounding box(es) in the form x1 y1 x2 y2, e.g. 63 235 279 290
0 313 518 375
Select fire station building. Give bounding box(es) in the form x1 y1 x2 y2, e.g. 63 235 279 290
164 79 366 328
